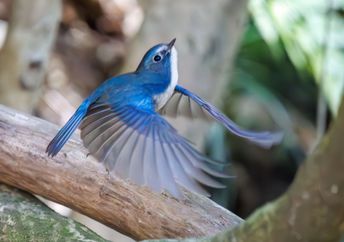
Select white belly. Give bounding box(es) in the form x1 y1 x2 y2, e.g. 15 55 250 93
154 47 178 110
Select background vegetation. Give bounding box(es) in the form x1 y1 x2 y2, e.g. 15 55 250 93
0 0 343 241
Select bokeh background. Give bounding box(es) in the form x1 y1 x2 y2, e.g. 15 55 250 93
0 0 342 241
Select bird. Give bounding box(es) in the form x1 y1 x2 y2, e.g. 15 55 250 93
46 38 283 198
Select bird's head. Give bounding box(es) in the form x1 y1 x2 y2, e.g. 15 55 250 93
136 38 177 76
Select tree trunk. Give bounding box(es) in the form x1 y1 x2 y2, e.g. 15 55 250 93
0 0 61 112
144 100 344 242
123 0 248 146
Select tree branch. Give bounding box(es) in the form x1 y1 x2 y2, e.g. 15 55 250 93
145 100 344 242
222 98 344 242
0 105 243 241
0 184 108 241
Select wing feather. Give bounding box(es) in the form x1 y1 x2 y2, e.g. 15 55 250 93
160 85 284 148
80 102 228 198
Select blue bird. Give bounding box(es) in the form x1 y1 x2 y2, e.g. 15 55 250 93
47 38 283 198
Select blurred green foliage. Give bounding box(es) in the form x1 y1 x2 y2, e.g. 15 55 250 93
210 0 344 216
248 0 344 115
230 20 316 126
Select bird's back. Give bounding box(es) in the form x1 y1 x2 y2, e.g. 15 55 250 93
92 72 172 112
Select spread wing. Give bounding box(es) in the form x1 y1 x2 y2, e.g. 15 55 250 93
159 89 213 120
159 85 283 148
79 98 229 198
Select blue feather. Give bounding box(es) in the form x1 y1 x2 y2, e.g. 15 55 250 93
46 39 281 198
46 101 90 157
174 85 283 148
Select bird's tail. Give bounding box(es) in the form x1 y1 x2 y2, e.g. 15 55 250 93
46 103 89 157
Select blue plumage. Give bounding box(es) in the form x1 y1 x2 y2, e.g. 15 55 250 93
174 85 283 148
46 102 90 157
47 39 282 198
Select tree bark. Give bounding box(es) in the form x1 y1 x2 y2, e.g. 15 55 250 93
0 184 108 242
144 101 344 241
0 0 61 112
0 104 243 241
122 0 248 146
223 100 344 242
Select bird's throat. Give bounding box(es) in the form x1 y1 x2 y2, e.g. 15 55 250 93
154 47 178 110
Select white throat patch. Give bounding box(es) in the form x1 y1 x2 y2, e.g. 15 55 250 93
154 46 178 110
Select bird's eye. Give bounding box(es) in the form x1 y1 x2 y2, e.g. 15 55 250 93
153 54 162 62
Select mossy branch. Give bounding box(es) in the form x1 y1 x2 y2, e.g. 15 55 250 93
0 184 108 242
144 101 344 242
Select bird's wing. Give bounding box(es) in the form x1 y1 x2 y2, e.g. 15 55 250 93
160 85 283 148
45 74 133 157
79 99 229 198
46 101 91 157
158 87 213 120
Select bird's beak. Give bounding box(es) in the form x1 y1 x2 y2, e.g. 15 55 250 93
167 38 176 51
